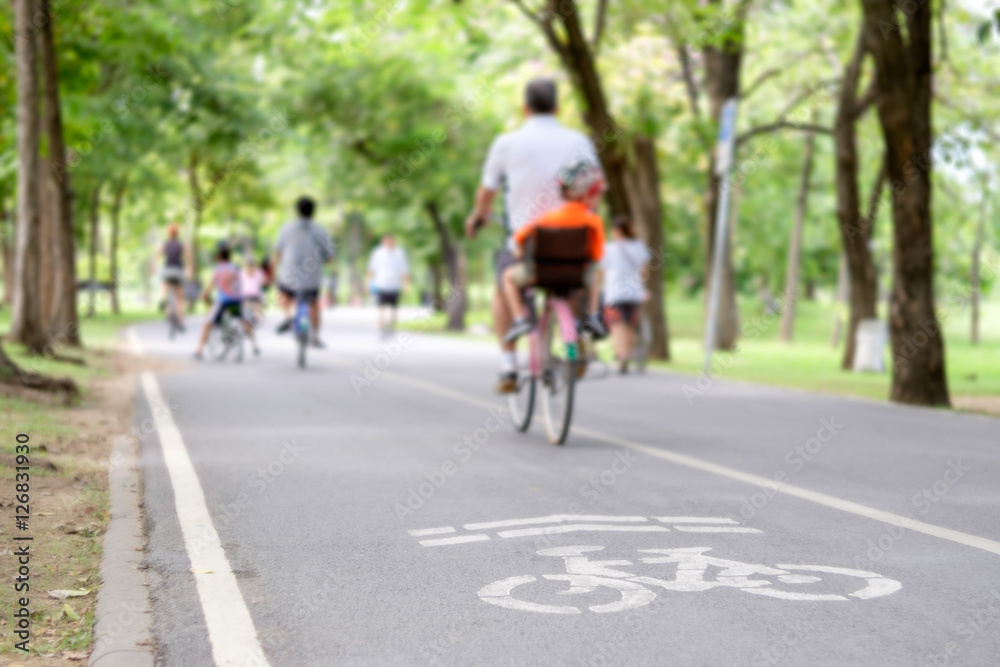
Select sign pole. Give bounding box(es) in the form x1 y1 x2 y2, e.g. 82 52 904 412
703 98 739 376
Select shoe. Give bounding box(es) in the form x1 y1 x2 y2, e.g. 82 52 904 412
276 318 292 334
310 339 326 349
581 313 608 339
619 359 629 375
253 346 260 356
495 371 518 394
503 318 535 343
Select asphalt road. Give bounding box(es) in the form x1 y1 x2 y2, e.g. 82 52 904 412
131 307 1000 667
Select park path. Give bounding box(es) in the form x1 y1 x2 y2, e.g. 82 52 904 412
130 307 1000 666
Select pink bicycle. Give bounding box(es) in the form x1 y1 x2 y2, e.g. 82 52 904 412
507 227 594 445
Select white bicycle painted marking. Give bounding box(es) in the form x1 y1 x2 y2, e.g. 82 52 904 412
478 545 902 613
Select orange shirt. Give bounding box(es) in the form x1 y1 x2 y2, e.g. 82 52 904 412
512 201 605 261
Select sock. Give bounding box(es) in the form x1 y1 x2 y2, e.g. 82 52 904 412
500 351 517 373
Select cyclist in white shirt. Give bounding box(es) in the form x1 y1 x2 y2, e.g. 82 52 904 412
602 215 651 374
366 233 410 337
466 78 602 393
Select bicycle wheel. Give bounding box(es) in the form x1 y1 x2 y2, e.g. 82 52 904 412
540 313 576 445
296 331 307 369
507 337 536 432
231 318 244 363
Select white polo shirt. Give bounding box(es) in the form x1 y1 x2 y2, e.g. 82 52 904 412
480 115 599 235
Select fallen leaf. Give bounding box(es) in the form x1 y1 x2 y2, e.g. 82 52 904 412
64 651 89 661
48 589 93 600
192 569 214 574
62 603 80 621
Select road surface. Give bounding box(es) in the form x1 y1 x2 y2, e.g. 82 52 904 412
129 308 1000 666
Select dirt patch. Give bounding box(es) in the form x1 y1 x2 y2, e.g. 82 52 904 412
953 395 1000 419
0 347 171 665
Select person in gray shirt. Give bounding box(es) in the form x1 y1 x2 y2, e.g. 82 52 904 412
273 196 335 347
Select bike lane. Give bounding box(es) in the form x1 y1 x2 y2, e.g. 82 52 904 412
134 314 1000 666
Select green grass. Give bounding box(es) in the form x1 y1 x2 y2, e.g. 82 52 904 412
408 289 1000 405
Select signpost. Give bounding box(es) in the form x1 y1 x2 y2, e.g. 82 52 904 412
703 97 739 376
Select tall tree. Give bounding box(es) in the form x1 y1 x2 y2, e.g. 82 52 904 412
833 28 881 369
109 176 127 315
511 0 670 359
9 0 49 354
860 0 950 406
86 182 102 318
779 125 816 342
39 0 80 346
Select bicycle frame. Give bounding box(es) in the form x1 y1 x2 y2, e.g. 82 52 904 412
526 296 577 378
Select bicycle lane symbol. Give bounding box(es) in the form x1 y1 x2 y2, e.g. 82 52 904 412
404 515 903 615
478 546 902 614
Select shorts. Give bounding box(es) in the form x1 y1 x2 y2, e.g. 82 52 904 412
503 259 596 290
605 301 642 327
210 300 244 325
162 266 184 287
494 247 518 288
278 283 319 303
377 291 400 307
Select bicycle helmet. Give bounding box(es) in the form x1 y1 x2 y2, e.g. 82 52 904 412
557 159 606 201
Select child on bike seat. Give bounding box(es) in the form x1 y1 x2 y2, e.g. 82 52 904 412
194 243 258 359
501 159 607 342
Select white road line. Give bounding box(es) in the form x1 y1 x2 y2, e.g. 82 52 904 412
498 524 670 539
140 373 271 667
464 515 648 531
419 534 491 547
654 517 737 524
574 426 1000 558
673 526 764 534
371 367 1000 560
408 527 456 537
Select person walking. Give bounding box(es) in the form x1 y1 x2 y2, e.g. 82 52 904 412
601 215 651 374
366 233 410 338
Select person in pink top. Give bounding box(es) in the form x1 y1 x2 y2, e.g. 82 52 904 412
241 256 266 322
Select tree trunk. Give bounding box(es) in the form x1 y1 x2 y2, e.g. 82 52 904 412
429 260 444 312
970 187 986 345
623 137 670 360
345 211 364 305
109 177 127 315
861 0 949 406
831 252 849 347
40 0 79 346
1 183 12 306
9 0 48 354
37 158 56 332
425 201 465 331
835 28 882 370
187 150 202 283
701 0 746 350
87 183 102 318
0 336 78 396
780 128 816 342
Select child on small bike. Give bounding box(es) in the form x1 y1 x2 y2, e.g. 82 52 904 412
194 244 259 359
501 159 608 343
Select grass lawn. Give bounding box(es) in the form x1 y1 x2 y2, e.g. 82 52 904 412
405 289 1000 407
0 306 157 661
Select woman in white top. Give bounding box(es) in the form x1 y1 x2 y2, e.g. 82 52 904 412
601 216 651 374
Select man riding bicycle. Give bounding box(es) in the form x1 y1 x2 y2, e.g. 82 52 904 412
466 78 605 393
274 196 335 348
160 222 187 331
